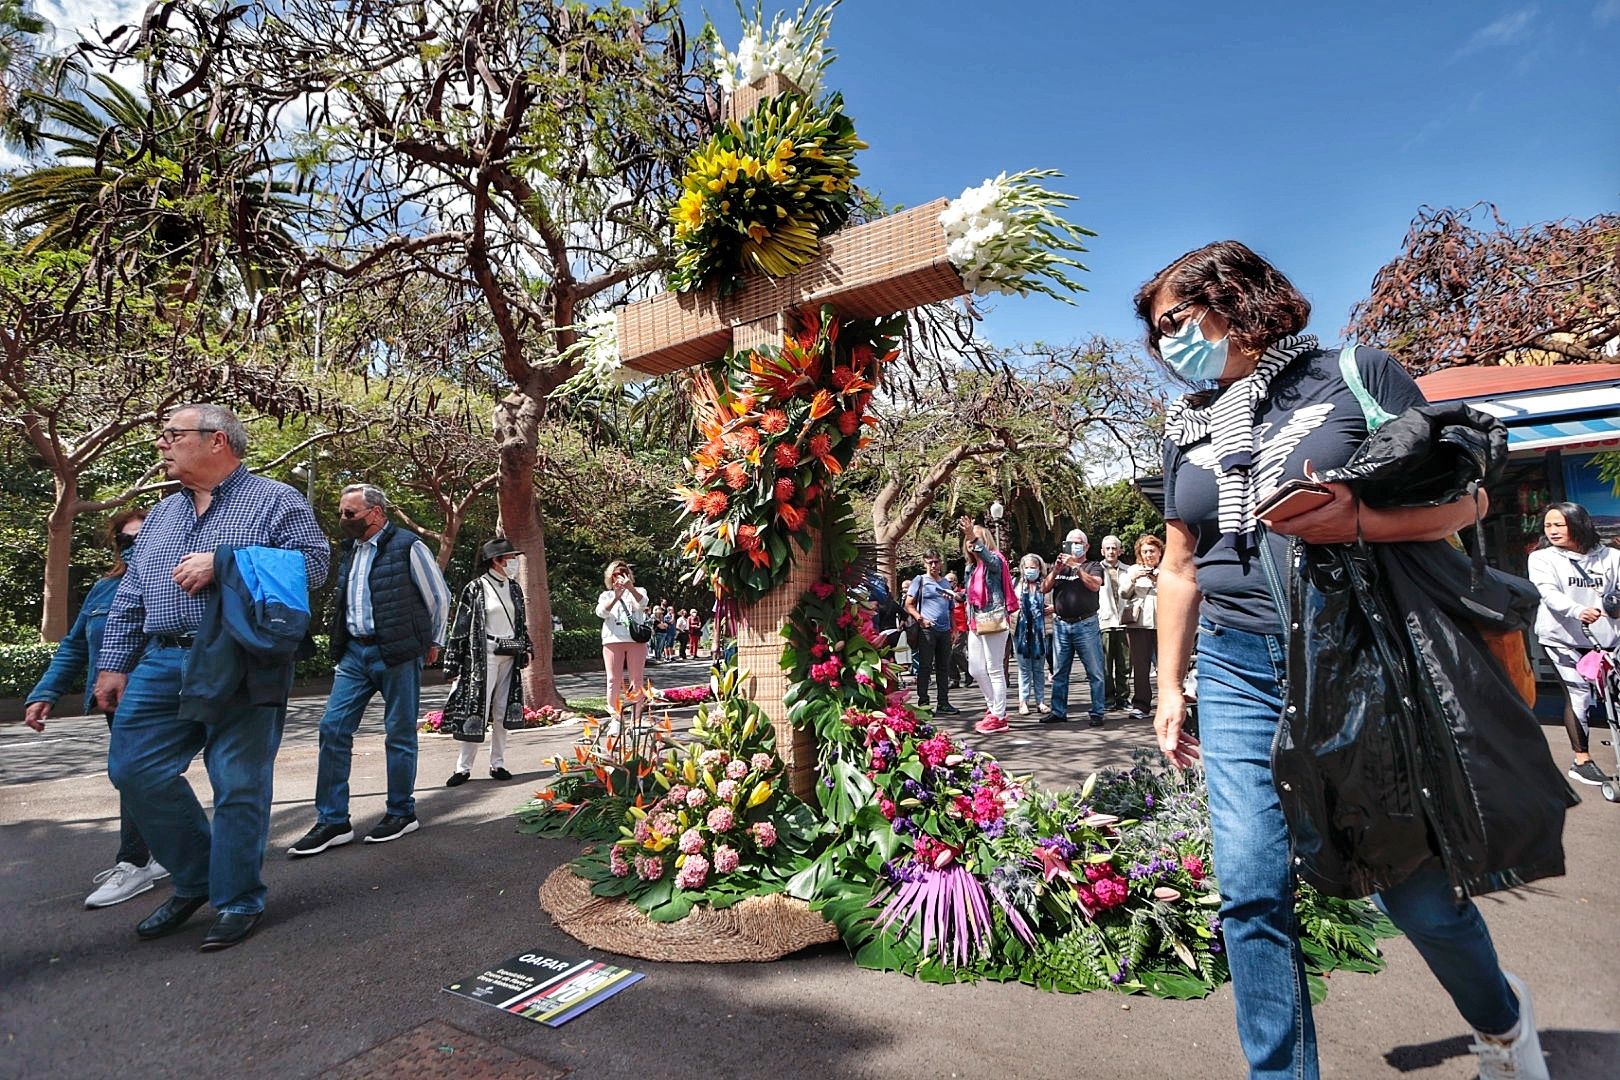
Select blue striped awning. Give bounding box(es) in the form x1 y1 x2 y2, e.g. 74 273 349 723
1506 416 1620 451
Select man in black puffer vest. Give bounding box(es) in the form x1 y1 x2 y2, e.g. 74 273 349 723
288 484 450 856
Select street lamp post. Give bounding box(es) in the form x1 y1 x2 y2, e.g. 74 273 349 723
989 498 1005 551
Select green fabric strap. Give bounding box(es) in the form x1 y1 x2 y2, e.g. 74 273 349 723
1339 344 1396 432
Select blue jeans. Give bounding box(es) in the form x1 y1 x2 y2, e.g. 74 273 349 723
107 645 285 915
1195 618 1518 1079
1016 648 1046 705
315 641 422 825
1049 616 1105 721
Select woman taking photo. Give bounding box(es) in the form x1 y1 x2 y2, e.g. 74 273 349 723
596 560 649 727
1141 241 1545 1080
1528 500 1620 786
1012 552 1048 717
958 515 1015 734
23 508 165 908
443 538 529 786
1122 534 1163 721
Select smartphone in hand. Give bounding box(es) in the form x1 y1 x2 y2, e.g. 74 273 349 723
1255 478 1334 521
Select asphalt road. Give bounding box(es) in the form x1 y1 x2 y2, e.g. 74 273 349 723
2 658 1617 1079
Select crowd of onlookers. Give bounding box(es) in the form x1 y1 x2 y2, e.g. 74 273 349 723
899 520 1164 736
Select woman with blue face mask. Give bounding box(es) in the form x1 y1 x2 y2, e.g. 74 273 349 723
1012 553 1049 717
1136 240 1546 1080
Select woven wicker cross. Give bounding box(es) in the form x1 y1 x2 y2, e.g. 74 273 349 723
617 74 972 796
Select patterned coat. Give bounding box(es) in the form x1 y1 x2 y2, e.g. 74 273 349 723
442 575 528 742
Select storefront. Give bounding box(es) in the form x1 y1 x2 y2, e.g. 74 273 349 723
1413 365 1620 580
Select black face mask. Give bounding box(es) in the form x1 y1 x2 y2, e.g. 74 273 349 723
339 517 369 540
116 533 138 552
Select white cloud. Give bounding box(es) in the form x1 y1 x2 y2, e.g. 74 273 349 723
1453 6 1539 59
1595 0 1620 25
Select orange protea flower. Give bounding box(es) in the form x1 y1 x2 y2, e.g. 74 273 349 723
777 500 808 531
737 523 763 551
774 477 796 502
676 486 706 514
736 392 759 414
808 389 836 421
702 489 730 518
728 424 761 452
773 443 800 469
723 462 750 490
760 408 789 435
836 410 861 436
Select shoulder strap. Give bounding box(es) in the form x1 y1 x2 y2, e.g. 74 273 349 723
1339 344 1396 433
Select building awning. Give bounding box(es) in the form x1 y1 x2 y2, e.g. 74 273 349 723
1506 416 1620 452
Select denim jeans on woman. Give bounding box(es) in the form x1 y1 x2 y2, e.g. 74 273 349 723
107 644 285 915
1194 617 1518 1079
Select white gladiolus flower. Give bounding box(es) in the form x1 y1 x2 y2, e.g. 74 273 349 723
714 3 838 99
939 170 1095 302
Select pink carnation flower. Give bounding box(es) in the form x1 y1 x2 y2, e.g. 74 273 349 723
679 828 705 855
716 779 740 802
685 787 708 809
633 819 652 844
1181 854 1206 881
609 846 631 878
713 845 740 874
635 855 664 881
668 784 691 804
751 821 778 848
706 806 735 832
725 759 749 780
675 854 710 890
750 753 773 772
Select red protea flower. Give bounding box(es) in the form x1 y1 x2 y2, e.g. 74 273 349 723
829 365 857 391
702 489 729 518
683 491 706 514
760 408 789 435
730 425 761 451
723 463 750 490
774 477 796 502
809 431 834 458
836 409 860 436
773 443 800 469
802 483 822 503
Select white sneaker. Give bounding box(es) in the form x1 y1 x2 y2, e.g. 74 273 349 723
1018 701 1031 716
1471 971 1549 1080
85 860 170 909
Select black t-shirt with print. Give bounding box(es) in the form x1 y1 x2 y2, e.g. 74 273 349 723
1161 345 1426 635
1050 561 1103 621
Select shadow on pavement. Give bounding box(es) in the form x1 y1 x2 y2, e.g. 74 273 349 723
1386 1029 1620 1078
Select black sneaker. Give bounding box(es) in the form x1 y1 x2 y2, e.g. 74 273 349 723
489 767 513 781
935 704 961 716
445 771 470 787
287 822 354 858
363 814 420 843
1042 712 1069 724
1088 715 1106 729
1569 760 1612 786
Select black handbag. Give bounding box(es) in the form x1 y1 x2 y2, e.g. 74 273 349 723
618 598 653 643
490 636 528 657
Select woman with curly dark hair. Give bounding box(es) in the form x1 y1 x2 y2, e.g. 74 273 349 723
1141 241 1546 1080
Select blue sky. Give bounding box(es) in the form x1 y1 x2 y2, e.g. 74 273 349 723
710 1 1620 352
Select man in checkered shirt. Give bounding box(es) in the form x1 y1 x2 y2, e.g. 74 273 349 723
94 404 330 951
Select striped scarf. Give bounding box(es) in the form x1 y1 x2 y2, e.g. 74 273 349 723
1164 334 1318 541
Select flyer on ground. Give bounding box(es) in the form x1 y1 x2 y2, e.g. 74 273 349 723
442 949 644 1027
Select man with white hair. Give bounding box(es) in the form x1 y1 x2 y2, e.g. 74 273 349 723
288 483 450 858
1043 528 1107 727
94 403 329 950
1097 534 1133 714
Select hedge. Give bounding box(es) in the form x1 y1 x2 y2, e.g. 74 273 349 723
2 629 608 699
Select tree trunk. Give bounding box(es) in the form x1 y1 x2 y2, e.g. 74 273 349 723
496 382 566 709
40 467 79 642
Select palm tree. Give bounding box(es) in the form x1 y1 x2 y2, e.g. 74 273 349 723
0 71 304 304
0 0 51 149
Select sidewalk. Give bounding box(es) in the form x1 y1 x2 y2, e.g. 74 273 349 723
2 660 1616 1079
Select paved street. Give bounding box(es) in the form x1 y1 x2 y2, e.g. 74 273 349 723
2 658 1617 1079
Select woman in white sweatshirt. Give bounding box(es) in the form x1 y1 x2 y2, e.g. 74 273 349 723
1527 501 1620 786
596 560 650 727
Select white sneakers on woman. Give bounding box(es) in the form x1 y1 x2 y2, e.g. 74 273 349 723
1470 972 1549 1080
85 860 169 908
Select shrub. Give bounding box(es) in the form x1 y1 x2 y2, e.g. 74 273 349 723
0 643 60 699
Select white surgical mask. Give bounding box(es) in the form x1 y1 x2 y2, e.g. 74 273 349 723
1159 312 1230 382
